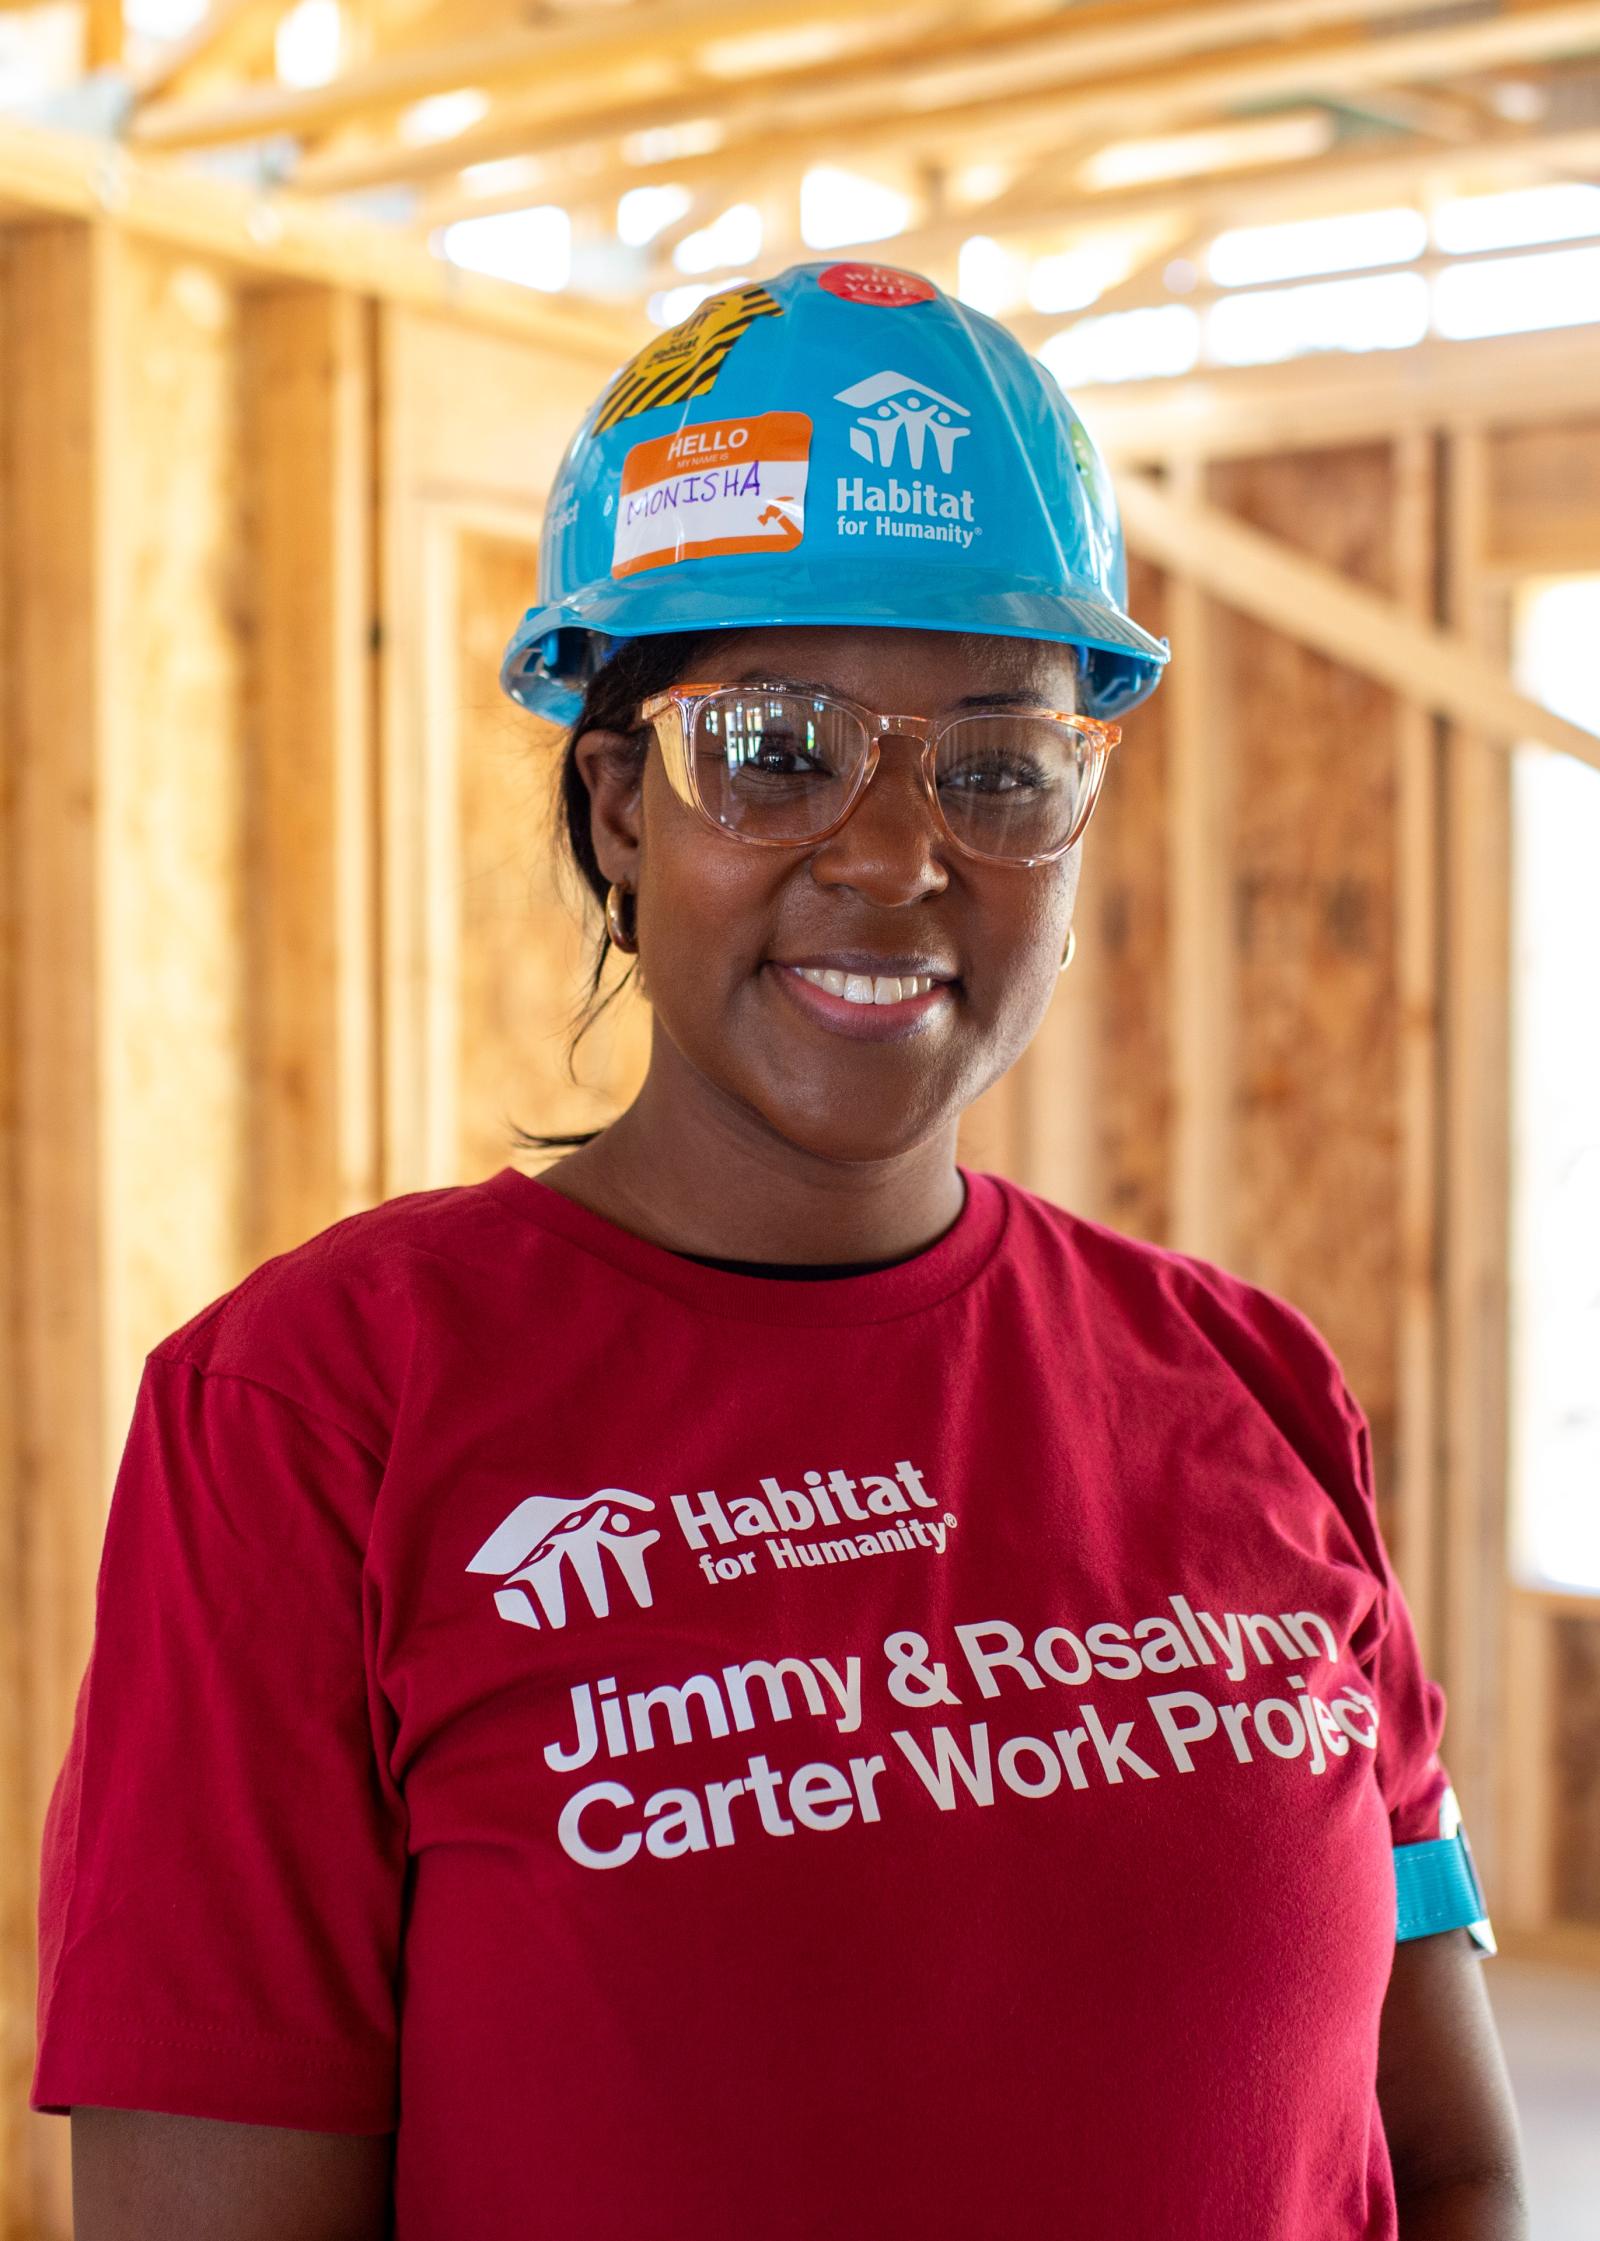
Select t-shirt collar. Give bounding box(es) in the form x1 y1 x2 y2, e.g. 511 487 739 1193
478 1163 1008 1326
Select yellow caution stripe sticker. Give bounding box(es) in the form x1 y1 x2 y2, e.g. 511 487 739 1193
594 283 784 434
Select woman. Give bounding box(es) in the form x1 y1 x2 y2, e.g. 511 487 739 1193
36 260 1524 2238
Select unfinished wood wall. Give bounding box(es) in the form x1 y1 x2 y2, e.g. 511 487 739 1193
1218 442 1404 1494
959 413 1600 1976
975 443 1413 1528
1469 415 1600 1953
455 523 650 1171
4 206 1599 2239
0 220 629 2239
1087 547 1173 1247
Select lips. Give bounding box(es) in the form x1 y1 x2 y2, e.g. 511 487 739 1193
766 961 956 1042
791 965 941 1006
772 951 958 984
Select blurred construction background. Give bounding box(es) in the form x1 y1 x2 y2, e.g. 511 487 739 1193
3 1 1600 2233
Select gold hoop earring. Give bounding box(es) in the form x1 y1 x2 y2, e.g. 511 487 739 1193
604 883 637 954
1059 924 1077 973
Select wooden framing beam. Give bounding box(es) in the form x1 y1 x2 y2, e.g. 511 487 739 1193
289 0 1600 202
239 285 381 1256
1116 469 1600 772
130 0 1468 159
1077 319 1600 461
128 0 929 147
1004 230 1600 346
1389 429 1443 1652
1019 222 1213 326
10 120 1600 454
1437 424 1515 1919
84 0 123 71
946 108 1337 231
1330 82 1489 142
126 0 285 108
1165 458 1235 1266
283 0 1512 201
0 119 640 362
422 104 1328 237
834 118 1600 277
0 216 113 2241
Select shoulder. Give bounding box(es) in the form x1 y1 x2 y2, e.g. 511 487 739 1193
985 1171 1362 1483
147 1173 515 1454
987 1171 1335 1360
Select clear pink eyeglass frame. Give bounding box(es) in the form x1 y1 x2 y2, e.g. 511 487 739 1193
636 680 1121 869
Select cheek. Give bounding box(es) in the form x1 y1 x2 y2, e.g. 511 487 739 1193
634 780 781 1001
970 864 1076 1007
631 748 1080 1120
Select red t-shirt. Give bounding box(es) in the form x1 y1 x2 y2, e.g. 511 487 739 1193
33 1165 1461 2237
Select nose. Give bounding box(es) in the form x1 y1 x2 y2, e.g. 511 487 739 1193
805 735 949 906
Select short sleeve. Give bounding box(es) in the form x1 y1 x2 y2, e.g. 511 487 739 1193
1330 1370 1455 1849
30 1350 407 2132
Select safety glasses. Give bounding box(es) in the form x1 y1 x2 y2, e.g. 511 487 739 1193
637 681 1120 868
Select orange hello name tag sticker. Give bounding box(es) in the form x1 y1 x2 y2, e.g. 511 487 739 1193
611 411 810 579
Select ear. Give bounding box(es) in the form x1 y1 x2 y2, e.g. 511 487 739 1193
573 725 646 891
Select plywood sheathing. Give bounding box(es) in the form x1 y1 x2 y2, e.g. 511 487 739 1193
1213 444 1405 1526
1165 458 1234 1273
1486 418 1600 573
1088 550 1174 1248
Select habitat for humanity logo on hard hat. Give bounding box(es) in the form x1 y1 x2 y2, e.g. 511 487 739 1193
833 369 980 550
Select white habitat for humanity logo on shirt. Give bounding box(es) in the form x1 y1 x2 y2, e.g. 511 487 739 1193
467 1489 660 1630
832 370 981 549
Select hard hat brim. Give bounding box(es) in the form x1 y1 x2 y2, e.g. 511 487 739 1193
500 552 1169 728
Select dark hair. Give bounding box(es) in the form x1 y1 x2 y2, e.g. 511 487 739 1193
508 626 726 1154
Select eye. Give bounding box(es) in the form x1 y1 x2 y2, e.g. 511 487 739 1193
738 733 818 775
939 753 1050 795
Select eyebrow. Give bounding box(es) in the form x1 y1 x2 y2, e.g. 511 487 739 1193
728 670 1057 710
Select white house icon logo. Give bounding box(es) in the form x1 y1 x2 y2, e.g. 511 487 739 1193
466 1488 660 1631
834 370 971 474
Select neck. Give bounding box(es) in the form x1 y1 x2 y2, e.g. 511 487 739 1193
535 1038 966 1265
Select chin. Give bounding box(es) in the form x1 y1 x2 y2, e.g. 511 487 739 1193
746 1078 960 1166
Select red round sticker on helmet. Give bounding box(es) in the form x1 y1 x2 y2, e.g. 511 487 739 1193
818 263 938 307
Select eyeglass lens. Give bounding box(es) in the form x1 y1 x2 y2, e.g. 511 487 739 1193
693 690 1094 861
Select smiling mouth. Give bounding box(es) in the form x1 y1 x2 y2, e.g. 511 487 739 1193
766 962 957 1041
789 966 943 1006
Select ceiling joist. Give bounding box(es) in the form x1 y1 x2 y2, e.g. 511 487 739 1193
694 117 1600 285
0 0 1595 372
127 0 942 148
311 0 1600 211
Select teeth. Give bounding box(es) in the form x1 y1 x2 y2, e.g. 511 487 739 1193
792 967 939 1005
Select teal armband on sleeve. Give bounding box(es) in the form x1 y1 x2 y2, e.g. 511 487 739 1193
1394 1795 1496 1953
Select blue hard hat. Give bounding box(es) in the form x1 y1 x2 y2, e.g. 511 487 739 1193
499 258 1169 726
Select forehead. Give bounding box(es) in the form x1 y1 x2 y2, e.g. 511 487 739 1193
703 623 1078 713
